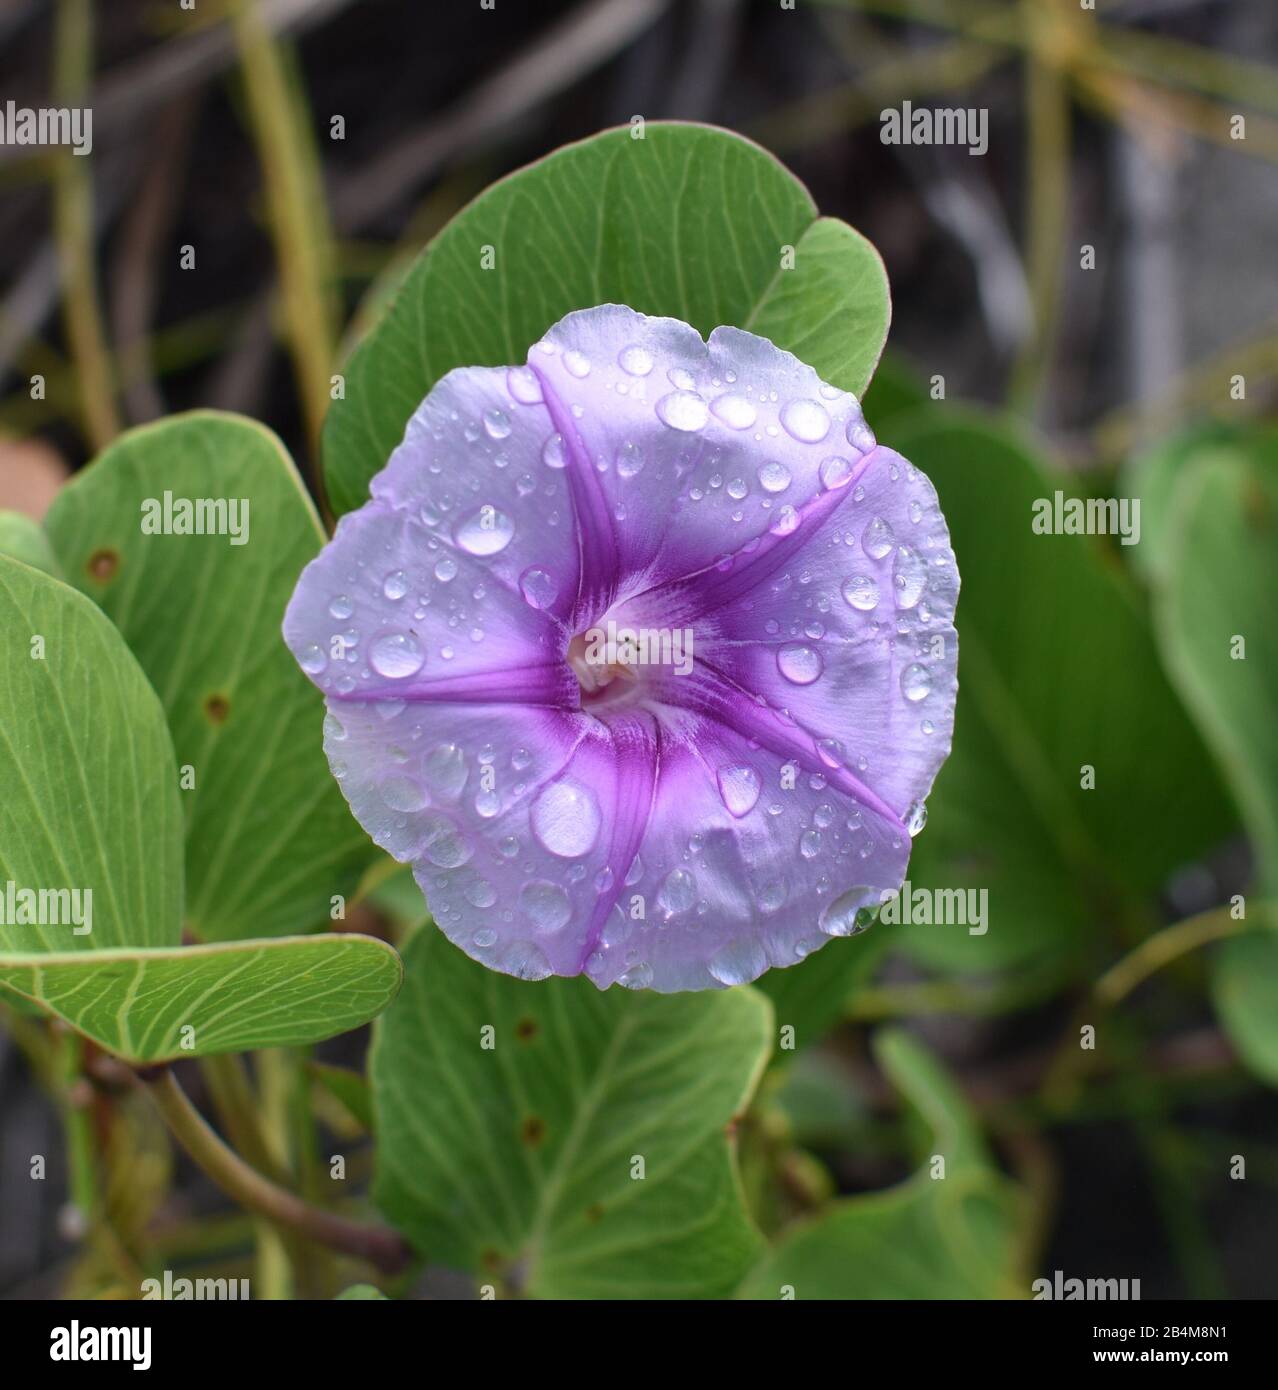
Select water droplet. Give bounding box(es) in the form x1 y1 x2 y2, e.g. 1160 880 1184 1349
421 811 472 868
616 441 644 479
780 398 831 443
619 961 654 990
299 644 326 674
770 505 800 537
710 393 757 430
656 390 709 432
921 718 935 736
531 780 601 857
863 515 895 559
383 570 408 600
502 941 553 981
520 880 571 933
846 418 877 452
454 506 514 556
759 882 785 913
757 461 791 493
465 879 497 909
657 867 696 915
483 408 512 440
542 433 567 469
473 927 498 949
777 642 823 685
842 574 879 611
893 545 927 608
519 566 558 610
717 765 761 818
329 594 353 620
727 476 748 500
821 887 877 937
475 788 500 818
507 366 542 404
370 631 425 679
800 829 822 859
382 775 427 812
819 455 855 490
563 349 591 378
667 366 696 391
434 556 457 582
424 742 467 799
708 938 767 986
618 344 653 376
901 662 932 702
904 800 928 836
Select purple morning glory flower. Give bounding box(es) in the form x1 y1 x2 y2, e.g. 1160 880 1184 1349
285 306 958 991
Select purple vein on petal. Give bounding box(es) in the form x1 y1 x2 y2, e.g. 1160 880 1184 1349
663 656 907 833
334 661 580 708
647 446 881 616
574 710 660 972
529 361 620 623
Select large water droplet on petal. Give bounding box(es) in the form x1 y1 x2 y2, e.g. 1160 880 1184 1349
904 800 928 836
657 867 696 916
893 545 927 608
329 594 353 620
819 455 855 490
710 393 757 430
842 574 879 611
483 408 512 440
501 941 553 981
420 811 472 868
618 343 654 376
708 938 767 986
757 461 791 493
519 566 558 610
619 961 654 989
901 662 932 702
542 433 567 469
563 349 591 378
656 390 709 432
424 742 467 799
616 441 644 479
299 643 326 674
780 398 831 443
531 780 601 857
369 631 425 679
717 765 761 818
520 880 571 933
507 366 542 404
820 886 878 937
382 570 408 600
863 515 895 559
777 642 823 685
454 506 514 556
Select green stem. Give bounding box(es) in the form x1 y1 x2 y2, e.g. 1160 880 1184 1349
53 0 120 449
142 1067 410 1275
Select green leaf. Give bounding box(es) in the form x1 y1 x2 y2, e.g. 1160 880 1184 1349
311 1060 375 1133
1156 452 1278 889
756 929 888 1052
0 935 402 1064
45 412 373 942
335 1283 388 1300
886 410 1237 973
371 926 771 1298
738 1030 1022 1299
0 552 183 954
324 122 889 514
1153 449 1278 1081
1212 919 1278 1086
0 510 63 578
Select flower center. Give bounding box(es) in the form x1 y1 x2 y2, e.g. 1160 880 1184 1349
567 615 697 707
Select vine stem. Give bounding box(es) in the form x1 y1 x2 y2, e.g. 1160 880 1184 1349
142 1066 411 1276
1094 905 1253 1007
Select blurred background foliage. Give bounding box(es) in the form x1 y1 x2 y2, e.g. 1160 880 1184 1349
1 0 1276 1299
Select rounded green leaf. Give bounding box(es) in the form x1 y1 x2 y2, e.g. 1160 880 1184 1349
324 122 889 514
0 510 63 578
371 926 771 1298
45 412 374 942
738 1031 1023 1299
0 935 402 1064
0 552 182 954
886 410 1237 973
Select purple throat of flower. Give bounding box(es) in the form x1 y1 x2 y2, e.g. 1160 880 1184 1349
284 304 959 992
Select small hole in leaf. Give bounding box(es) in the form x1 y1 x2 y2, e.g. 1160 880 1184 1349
204 693 231 724
87 548 118 582
521 1115 546 1148
515 1016 538 1042
585 1202 604 1223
